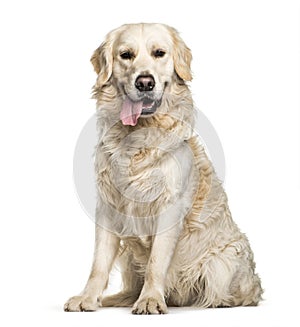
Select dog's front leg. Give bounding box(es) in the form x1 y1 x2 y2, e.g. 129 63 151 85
132 223 181 314
64 225 120 311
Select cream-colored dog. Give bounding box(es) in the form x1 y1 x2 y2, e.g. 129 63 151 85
64 23 263 314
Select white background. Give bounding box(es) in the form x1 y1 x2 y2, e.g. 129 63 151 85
0 0 299 326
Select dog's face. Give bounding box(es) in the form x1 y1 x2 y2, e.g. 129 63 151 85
91 23 192 125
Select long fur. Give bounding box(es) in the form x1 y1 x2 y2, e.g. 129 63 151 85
64 23 262 314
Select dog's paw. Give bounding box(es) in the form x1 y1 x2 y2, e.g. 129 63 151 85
64 295 99 312
132 295 168 314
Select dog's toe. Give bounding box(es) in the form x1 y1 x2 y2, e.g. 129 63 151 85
64 295 98 312
132 296 168 315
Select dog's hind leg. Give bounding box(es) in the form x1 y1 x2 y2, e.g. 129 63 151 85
102 246 143 307
102 291 139 307
192 243 263 308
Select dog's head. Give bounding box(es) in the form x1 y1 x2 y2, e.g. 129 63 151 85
91 23 192 125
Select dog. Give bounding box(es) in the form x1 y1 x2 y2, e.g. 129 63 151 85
64 23 263 314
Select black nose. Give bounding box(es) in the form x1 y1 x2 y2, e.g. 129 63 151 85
135 75 155 92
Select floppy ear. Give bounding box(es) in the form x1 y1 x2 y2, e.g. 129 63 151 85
90 40 113 88
169 27 192 81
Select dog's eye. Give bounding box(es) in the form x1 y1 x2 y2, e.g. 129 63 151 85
153 49 166 58
120 51 134 60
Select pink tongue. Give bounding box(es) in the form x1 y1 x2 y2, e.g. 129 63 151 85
120 97 143 126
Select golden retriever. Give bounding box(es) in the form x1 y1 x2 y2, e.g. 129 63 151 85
64 23 263 314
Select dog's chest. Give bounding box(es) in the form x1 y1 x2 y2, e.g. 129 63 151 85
95 124 188 221
111 146 181 202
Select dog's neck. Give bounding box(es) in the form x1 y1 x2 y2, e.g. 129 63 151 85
94 81 195 153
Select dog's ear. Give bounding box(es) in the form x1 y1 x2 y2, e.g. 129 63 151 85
169 27 192 81
90 40 113 88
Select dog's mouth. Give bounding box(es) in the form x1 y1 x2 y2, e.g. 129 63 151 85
141 97 161 116
120 96 162 126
